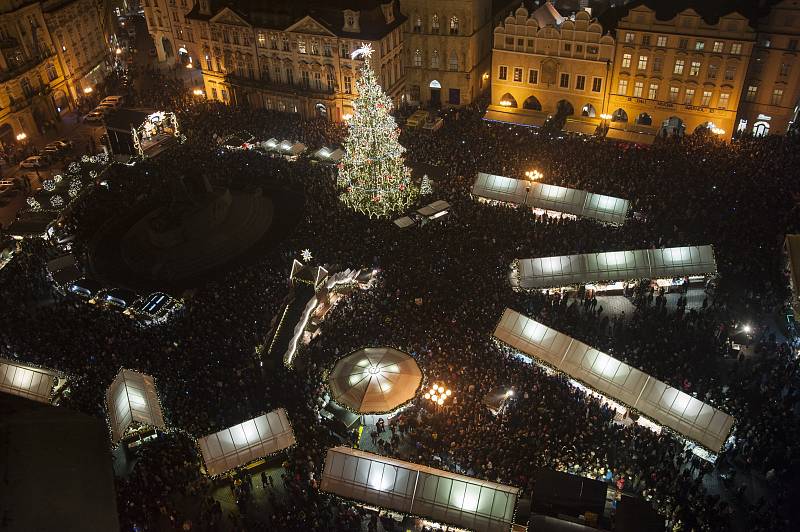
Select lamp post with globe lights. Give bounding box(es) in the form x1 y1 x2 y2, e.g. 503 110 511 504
423 383 452 412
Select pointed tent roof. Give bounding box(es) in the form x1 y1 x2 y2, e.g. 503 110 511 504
328 347 422 413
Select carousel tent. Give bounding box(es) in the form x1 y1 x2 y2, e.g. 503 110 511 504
0 357 60 403
493 309 734 451
328 347 422 414
106 368 166 443
513 245 716 290
321 446 520 532
198 408 295 476
472 172 629 225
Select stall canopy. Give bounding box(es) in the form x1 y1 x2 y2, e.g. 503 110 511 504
328 347 422 414
417 199 450 218
0 357 60 403
484 108 547 128
321 446 520 532
106 368 166 443
278 140 307 156
493 309 734 451
512 245 717 290
563 120 598 136
313 146 344 163
198 408 295 476
606 128 656 145
393 216 415 229
472 172 630 225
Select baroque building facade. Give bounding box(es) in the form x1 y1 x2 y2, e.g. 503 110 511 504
145 0 405 121
736 0 800 136
489 3 614 129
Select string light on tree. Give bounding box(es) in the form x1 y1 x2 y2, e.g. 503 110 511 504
26 197 41 212
420 175 433 196
337 42 417 218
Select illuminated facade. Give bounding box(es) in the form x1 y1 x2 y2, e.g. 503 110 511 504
402 0 507 107
144 0 405 121
735 0 800 136
489 4 614 127
606 5 755 138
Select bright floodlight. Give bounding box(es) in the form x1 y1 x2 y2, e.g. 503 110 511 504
743 325 752 334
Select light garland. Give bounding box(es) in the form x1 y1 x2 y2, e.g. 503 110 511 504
26 197 41 211
420 175 433 196
68 178 82 198
337 42 417 218
42 179 56 192
50 195 64 208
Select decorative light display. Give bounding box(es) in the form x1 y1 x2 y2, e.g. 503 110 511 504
68 162 81 173
26 197 41 211
301 249 313 263
68 178 82 198
424 383 452 407
420 175 433 196
337 42 417 218
53 174 63 183
50 195 64 208
42 179 56 192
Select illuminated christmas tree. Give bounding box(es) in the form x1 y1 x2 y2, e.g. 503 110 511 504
337 43 417 218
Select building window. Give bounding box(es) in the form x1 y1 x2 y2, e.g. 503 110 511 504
789 39 798 51
527 39 534 48
311 40 319 55
673 59 684 75
771 88 783 105
656 35 667 47
641 35 650 46
575 75 585 90
780 63 790 76
211 87 217 99
576 44 583 53
282 36 290 51
713 41 724 53
701 90 712 106
528 69 538 84
564 42 571 52
327 71 335 90
718 92 730 108
414 49 422 67
298 40 307 54
617 79 628 95
708 63 718 79
559 72 570 88
625 32 635 44
448 53 458 71
286 68 294 84
498 65 507 80
410 85 420 101
724 66 735 81
689 61 701 76
323 43 332 57
301 70 310 88
653 56 662 73
345 76 352 93
314 71 322 90
270 35 277 49
694 40 705 51
683 88 695 105
648 83 658 99
591 77 602 92
679 38 688 50
258 32 266 47
638 55 648 70
669 86 679 102
587 45 598 54
622 53 631 68
513 67 522 82
730 43 741 55
430 49 439 68
431 14 439 33
633 81 643 97
505 36 514 46
414 16 421 32
448 88 460 104
450 16 459 35
46 61 57 81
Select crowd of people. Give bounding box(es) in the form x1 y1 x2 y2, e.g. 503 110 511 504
1 71 799 532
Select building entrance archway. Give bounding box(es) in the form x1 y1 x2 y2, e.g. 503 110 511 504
429 80 441 107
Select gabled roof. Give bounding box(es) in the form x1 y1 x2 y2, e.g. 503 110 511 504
210 6 252 27
285 15 338 37
598 0 773 32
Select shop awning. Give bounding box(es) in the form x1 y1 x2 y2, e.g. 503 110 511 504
493 309 734 452
321 446 520 532
198 408 296 476
606 128 656 145
512 245 716 289
393 216 415 228
0 358 61 403
472 172 630 225
417 200 450 218
105 369 165 443
484 108 547 128
563 120 598 135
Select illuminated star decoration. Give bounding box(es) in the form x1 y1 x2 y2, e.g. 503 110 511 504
350 42 373 60
301 249 313 263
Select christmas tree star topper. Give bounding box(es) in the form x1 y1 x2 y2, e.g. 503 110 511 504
350 42 373 60
301 249 313 262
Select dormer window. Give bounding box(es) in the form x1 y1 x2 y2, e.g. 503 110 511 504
343 9 360 32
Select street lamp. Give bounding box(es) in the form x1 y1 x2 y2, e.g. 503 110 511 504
525 169 543 181
115 47 122 55
192 88 205 97
15 132 27 142
83 87 93 94
423 383 452 409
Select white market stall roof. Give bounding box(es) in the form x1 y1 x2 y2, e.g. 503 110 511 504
328 347 422 414
278 140 307 155
105 369 166 443
321 446 520 532
472 172 630 225
416 200 450 218
313 146 344 162
198 408 296 476
263 138 279 150
513 245 717 290
493 309 734 451
0 358 60 403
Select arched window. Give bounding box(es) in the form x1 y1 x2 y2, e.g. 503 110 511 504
523 95 542 110
581 103 596 117
450 16 459 35
611 108 628 122
636 112 652 125
413 15 421 32
431 14 440 33
414 49 422 67
431 49 439 68
448 51 458 71
499 93 517 108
